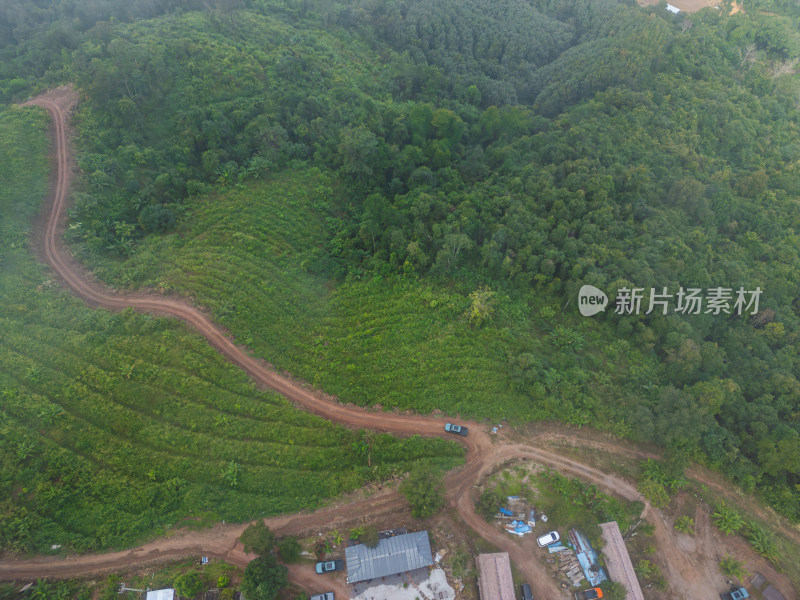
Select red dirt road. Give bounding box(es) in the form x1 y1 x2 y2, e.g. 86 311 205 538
3 88 796 600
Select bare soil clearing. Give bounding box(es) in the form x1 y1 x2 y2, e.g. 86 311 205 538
2 89 795 600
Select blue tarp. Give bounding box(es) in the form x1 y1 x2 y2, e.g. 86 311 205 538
569 529 608 587
499 508 513 516
548 544 569 553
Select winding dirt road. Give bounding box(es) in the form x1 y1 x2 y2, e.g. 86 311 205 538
3 87 796 600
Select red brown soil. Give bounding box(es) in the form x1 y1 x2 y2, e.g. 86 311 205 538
2 88 796 600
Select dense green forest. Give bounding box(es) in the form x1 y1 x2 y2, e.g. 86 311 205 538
2 0 800 544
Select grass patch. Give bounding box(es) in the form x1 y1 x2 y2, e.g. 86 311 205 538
483 463 641 548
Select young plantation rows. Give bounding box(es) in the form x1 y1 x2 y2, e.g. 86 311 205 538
85 170 564 421
0 107 462 553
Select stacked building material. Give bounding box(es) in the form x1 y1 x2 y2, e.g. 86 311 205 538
557 551 585 587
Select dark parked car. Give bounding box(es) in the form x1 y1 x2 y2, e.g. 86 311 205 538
315 560 344 574
444 423 468 436
521 583 533 600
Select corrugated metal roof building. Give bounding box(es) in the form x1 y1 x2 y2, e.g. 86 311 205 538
345 530 433 584
476 553 515 600
599 521 644 600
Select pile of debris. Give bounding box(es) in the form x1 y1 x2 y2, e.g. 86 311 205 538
557 551 585 587
496 496 543 537
503 520 532 536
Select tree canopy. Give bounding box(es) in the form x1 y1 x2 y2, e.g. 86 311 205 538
400 465 446 519
241 555 288 600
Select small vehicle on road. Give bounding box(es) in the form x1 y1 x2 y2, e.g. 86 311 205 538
721 588 748 600
444 423 468 436
310 594 334 600
536 530 560 547
574 588 603 600
315 559 344 574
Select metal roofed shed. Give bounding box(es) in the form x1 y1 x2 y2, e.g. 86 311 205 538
599 522 644 600
345 530 433 584
568 528 607 587
475 553 515 600
146 590 175 600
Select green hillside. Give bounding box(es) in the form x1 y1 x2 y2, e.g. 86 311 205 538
0 106 461 553
2 0 800 539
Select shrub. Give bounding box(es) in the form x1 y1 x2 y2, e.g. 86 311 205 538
361 524 380 548
173 572 203 599
712 503 744 536
277 536 301 563
719 554 749 580
400 465 445 519
242 555 288 600
674 515 694 535
240 521 275 555
637 478 669 508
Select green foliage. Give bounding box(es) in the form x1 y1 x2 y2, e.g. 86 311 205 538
674 515 695 536
746 522 781 565
712 503 745 536
360 524 380 548
635 559 659 579
4 0 800 534
173 571 204 599
98 576 123 600
241 555 288 600
330 529 345 547
277 536 301 563
549 326 585 351
240 522 275 556
533 470 639 538
313 539 330 559
465 286 496 327
400 465 445 519
637 459 687 508
640 459 687 495
217 575 230 589
448 545 472 579
719 554 749 580
0 114 461 552
637 479 670 509
476 487 503 521
221 461 240 489
600 581 628 600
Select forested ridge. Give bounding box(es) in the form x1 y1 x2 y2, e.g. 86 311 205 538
3 0 800 546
